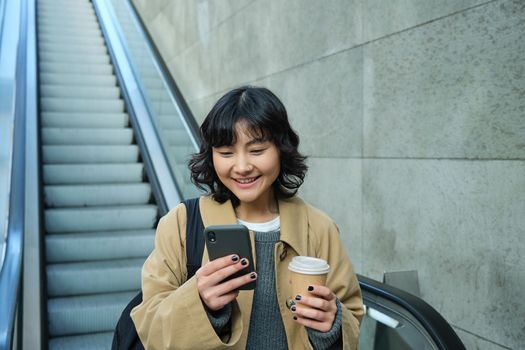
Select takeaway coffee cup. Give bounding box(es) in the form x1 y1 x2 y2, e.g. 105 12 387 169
288 256 330 309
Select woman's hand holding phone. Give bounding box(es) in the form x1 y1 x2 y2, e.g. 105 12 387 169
196 254 257 311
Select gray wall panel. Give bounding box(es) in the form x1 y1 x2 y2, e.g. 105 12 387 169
156 0 363 102
362 159 525 349
455 328 515 350
257 49 363 158
300 158 363 273
362 0 491 42
363 0 525 159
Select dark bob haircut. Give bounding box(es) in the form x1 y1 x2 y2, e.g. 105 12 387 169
188 86 307 206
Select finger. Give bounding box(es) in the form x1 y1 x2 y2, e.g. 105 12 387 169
214 270 257 296
307 285 336 301
197 254 240 277
203 258 251 287
293 303 331 322
204 290 239 311
293 315 332 333
294 295 332 312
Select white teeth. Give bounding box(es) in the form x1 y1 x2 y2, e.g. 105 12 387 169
236 177 256 184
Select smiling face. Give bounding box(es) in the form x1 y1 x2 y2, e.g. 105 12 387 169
212 122 280 211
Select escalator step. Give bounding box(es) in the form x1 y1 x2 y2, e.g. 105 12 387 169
38 12 97 21
39 33 104 46
38 7 96 17
44 183 151 207
39 51 110 65
40 62 113 75
41 85 120 99
42 128 133 145
38 19 99 30
47 290 137 336
45 229 155 263
38 8 95 18
38 26 102 38
43 145 139 164
41 97 124 113
49 332 114 350
43 163 143 185
39 42 107 55
46 258 144 297
39 17 99 26
41 112 129 128
38 0 93 7
39 4 95 12
40 72 116 87
44 204 157 233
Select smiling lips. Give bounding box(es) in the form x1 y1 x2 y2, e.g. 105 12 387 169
233 176 260 187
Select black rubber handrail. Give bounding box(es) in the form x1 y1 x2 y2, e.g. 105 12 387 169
357 274 465 350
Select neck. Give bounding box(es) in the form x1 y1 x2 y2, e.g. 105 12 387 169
235 192 279 223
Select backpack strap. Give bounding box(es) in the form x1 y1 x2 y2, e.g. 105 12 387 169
182 197 205 279
112 197 206 350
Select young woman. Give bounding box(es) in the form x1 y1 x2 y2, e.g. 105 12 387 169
131 86 364 349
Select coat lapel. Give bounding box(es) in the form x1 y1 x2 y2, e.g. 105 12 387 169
278 196 309 256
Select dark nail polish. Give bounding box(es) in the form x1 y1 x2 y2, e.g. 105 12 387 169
295 295 302 301
291 306 296 312
232 255 239 262
250 272 257 279
241 258 248 266
308 285 314 291
293 316 298 320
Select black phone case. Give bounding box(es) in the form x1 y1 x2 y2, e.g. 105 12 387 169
204 224 256 290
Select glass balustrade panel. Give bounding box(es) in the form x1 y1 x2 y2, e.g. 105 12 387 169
109 0 202 199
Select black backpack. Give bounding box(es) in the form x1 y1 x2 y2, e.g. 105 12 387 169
111 197 205 350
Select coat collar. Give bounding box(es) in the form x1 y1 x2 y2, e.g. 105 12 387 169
199 195 309 256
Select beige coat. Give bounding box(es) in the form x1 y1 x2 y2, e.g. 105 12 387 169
131 196 364 349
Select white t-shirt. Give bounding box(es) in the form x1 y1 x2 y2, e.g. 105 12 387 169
237 216 280 233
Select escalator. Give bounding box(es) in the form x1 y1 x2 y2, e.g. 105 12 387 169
37 0 157 347
0 0 465 349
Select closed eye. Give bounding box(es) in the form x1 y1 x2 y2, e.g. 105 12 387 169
250 148 267 154
218 151 233 157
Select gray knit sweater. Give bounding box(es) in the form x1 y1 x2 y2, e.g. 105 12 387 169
206 230 342 349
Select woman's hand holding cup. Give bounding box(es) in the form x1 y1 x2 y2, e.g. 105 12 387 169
196 254 257 311
287 256 336 332
290 285 338 332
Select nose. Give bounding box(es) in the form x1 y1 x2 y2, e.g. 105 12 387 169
233 154 253 174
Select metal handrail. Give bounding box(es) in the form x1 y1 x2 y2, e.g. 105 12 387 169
0 0 28 348
92 0 182 214
107 0 204 201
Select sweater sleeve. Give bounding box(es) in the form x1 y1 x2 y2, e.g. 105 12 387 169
206 303 233 337
307 298 343 350
130 204 244 349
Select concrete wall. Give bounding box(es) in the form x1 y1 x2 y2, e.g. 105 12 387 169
131 0 525 349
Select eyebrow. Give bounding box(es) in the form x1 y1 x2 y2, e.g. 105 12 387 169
246 138 268 146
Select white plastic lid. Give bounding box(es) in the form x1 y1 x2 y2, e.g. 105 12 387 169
288 256 330 275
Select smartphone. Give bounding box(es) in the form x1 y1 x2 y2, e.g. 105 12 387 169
204 224 256 290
